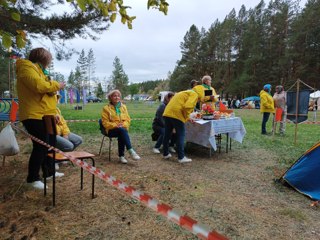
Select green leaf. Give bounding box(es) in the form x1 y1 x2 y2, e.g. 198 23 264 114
121 16 126 24
127 22 132 29
11 12 20 21
16 34 26 48
110 13 117 23
76 0 87 11
2 33 12 49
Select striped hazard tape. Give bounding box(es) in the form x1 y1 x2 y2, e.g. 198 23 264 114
65 118 153 122
11 123 228 240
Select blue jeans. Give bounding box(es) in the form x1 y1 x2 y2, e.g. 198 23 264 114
154 127 176 149
56 133 83 152
261 112 270 134
163 117 185 159
107 128 132 157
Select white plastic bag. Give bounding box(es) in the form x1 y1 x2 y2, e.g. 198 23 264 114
0 123 20 156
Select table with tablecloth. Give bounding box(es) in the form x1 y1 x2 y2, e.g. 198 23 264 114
185 117 246 152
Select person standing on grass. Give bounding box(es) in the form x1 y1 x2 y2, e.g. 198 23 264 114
101 89 140 164
273 85 287 136
152 92 176 154
162 90 199 163
260 84 275 135
192 75 219 111
16 47 65 190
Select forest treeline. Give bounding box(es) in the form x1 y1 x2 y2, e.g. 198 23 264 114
169 0 320 98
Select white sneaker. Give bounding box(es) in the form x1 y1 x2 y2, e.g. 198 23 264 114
163 153 172 159
168 147 176 153
178 157 192 163
129 150 141 160
119 156 128 164
28 180 48 190
153 148 161 154
46 172 65 180
55 163 59 170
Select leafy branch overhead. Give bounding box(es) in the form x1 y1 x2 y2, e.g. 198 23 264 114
0 0 169 49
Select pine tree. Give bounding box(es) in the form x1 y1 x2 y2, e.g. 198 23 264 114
109 56 129 96
87 49 96 95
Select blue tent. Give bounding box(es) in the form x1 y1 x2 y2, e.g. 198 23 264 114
242 96 260 101
282 142 320 200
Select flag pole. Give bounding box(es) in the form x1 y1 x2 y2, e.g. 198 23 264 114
294 79 300 145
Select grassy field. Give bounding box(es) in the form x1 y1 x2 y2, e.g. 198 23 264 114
60 101 319 166
1 101 320 240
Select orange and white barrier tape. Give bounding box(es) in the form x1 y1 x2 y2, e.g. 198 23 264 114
11 123 228 240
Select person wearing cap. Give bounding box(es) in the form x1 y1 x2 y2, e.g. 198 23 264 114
55 93 83 153
272 85 287 135
16 47 65 190
162 89 200 163
192 75 219 111
101 89 140 164
190 79 198 89
260 84 275 135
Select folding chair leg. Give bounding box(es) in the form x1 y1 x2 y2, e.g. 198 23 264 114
99 135 106 156
108 138 112 161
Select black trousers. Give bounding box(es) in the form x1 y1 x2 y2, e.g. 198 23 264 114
22 119 54 182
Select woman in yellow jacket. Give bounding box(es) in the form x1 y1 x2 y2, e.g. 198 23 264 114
55 94 82 152
163 89 199 163
16 48 65 190
101 90 140 164
192 75 219 110
260 84 275 134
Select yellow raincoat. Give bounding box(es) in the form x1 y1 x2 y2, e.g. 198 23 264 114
260 90 275 113
16 59 60 121
55 108 70 136
163 90 199 123
101 103 131 133
192 84 218 110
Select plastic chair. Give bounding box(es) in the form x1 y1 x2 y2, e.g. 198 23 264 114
98 119 113 161
42 115 95 206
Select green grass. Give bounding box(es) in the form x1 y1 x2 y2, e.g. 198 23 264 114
59 102 319 166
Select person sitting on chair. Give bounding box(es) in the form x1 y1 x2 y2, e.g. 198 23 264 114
152 92 176 154
55 93 83 152
101 89 140 164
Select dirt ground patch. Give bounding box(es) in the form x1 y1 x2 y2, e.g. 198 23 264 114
1 134 319 240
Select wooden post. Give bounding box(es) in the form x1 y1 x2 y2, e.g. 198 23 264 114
294 79 300 145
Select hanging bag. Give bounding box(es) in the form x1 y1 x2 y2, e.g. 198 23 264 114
0 123 20 156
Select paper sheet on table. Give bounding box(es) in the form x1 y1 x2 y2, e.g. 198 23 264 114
194 119 210 125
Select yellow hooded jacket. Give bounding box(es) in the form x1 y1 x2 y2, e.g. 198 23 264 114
101 103 131 133
192 84 218 110
260 90 275 113
16 59 60 121
163 90 199 123
56 108 70 136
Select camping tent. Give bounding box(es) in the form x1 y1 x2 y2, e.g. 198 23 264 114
282 142 320 200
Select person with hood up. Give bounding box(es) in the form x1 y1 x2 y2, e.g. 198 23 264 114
273 85 287 136
162 90 199 163
101 89 140 164
16 47 65 190
260 84 275 135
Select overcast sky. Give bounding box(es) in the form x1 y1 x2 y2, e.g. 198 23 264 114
42 0 307 84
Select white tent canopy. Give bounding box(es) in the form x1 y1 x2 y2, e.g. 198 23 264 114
310 90 320 99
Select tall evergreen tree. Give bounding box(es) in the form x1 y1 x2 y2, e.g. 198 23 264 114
87 49 96 95
109 56 129 95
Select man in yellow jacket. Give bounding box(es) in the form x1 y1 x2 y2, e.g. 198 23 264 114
260 84 275 135
192 75 219 111
16 48 65 190
163 89 199 163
